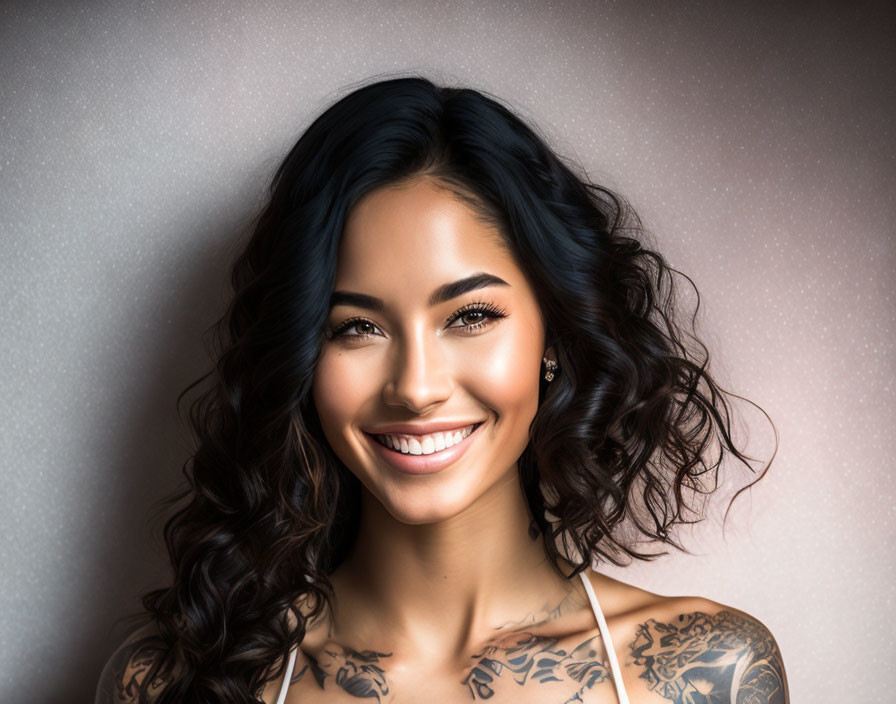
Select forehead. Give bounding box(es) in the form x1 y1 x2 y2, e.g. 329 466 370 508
335 178 522 293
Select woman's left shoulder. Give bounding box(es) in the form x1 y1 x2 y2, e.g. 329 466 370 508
586 570 790 703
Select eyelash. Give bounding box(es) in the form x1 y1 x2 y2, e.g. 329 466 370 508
328 301 508 340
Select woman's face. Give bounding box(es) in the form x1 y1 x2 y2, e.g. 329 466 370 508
312 177 548 525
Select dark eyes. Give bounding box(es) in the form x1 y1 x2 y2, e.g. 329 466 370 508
327 301 508 340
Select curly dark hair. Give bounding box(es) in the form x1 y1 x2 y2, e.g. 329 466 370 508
110 74 776 702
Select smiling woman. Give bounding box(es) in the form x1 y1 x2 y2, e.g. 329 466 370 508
312 179 550 522
95 76 789 704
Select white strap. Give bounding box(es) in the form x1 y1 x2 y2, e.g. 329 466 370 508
578 570 631 704
275 645 298 704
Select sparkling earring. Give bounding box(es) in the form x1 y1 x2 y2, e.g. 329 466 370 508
543 356 558 382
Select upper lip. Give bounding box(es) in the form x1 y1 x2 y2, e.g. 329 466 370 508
363 420 485 436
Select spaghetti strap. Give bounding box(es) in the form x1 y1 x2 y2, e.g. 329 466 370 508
275 645 298 704
578 570 631 704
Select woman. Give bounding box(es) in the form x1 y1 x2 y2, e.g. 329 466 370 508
96 76 789 703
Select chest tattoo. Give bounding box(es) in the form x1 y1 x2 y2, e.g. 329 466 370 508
297 644 393 700
296 631 611 702
464 631 611 701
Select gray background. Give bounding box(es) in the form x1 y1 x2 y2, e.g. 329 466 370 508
2 1 893 702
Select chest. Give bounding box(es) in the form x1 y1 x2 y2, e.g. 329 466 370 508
278 627 630 704
283 672 626 703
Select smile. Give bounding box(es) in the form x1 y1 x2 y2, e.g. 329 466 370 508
372 422 480 455
364 422 485 475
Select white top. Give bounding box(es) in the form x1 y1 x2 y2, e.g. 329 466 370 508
275 570 630 704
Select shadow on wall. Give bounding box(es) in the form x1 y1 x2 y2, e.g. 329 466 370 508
39 214 252 704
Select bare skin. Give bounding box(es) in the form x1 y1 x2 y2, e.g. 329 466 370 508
96 177 789 703
253 568 789 704
98 570 789 704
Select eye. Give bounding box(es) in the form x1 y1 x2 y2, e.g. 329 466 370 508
328 317 382 339
327 301 507 341
446 301 508 334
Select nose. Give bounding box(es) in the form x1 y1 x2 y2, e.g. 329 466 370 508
382 326 454 414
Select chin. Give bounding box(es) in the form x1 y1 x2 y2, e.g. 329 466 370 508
364 483 473 526
384 497 468 526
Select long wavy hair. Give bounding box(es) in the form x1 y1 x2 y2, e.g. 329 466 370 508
124 75 776 702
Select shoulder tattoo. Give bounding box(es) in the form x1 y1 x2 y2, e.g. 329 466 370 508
630 610 787 703
95 635 169 703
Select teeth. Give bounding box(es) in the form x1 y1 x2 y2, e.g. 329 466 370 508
376 424 477 456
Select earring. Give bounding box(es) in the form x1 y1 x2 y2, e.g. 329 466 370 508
543 356 558 382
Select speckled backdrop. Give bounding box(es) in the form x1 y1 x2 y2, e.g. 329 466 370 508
1 1 893 701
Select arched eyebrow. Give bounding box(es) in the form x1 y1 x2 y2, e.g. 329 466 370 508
329 272 510 311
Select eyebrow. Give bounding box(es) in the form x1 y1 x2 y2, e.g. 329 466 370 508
329 272 510 311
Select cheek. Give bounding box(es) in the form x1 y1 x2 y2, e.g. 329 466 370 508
311 349 372 439
463 321 542 424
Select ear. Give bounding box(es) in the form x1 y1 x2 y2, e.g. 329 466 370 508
543 345 556 364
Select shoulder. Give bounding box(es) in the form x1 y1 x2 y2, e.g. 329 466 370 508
584 570 790 703
94 621 171 704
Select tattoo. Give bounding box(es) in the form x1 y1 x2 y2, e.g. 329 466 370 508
96 635 169 703
291 661 309 684
302 644 393 700
491 589 580 632
301 629 612 702
630 610 787 703
297 589 609 701
463 631 611 702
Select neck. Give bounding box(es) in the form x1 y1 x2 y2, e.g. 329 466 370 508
326 469 579 663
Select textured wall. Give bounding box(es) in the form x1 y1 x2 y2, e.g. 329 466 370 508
1 2 893 701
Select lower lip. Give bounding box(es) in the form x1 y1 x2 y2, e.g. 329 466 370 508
365 423 484 475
